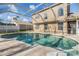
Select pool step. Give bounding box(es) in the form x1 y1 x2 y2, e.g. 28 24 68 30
0 40 26 51
0 40 31 56
9 46 31 56
0 44 24 52
0 45 30 56
12 45 59 56
12 44 38 56
12 48 34 56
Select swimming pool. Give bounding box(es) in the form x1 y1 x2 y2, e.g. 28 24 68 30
1 33 78 50
1 33 79 56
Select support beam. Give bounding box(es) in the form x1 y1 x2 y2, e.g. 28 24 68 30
0 3 16 5
32 17 39 24
23 3 46 15
38 13 45 22
43 3 55 33
8 11 31 18
14 4 30 11
50 8 57 33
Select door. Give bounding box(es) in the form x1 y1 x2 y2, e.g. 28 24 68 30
68 21 76 34
76 20 79 35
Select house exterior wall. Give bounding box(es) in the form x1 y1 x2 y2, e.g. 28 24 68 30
33 24 44 32
0 25 19 33
39 9 55 22
48 23 56 33
0 24 33 33
19 24 33 31
32 3 70 34
51 3 69 21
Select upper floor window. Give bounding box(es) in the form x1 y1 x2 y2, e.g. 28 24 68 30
44 13 48 19
58 8 64 16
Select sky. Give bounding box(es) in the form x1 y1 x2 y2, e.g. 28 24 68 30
70 3 79 13
0 3 53 23
0 3 79 23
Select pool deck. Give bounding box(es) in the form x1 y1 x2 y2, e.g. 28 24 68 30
0 39 31 56
0 38 66 56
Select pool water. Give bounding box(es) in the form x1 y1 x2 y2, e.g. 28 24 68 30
1 33 50 44
1 33 78 50
1 33 79 56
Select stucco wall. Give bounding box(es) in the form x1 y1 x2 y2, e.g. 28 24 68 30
32 3 70 34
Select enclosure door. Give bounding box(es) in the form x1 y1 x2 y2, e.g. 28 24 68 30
68 21 76 34
76 20 79 35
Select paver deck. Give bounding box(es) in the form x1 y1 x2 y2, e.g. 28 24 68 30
0 39 31 56
13 45 63 56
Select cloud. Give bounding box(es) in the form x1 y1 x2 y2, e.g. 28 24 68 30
8 5 18 12
7 16 11 19
29 5 36 10
22 18 31 22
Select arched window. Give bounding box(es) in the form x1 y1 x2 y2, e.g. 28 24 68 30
58 8 64 16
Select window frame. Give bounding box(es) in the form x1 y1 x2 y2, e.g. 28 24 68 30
58 8 64 16
58 22 63 30
44 23 48 30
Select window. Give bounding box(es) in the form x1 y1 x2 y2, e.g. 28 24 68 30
58 8 64 16
13 16 20 20
44 23 48 30
44 13 48 19
58 22 63 30
34 24 39 29
13 17 17 20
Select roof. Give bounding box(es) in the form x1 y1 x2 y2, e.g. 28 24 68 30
14 20 32 25
0 22 15 25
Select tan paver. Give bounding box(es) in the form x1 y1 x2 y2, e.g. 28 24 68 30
13 45 62 56
0 40 31 56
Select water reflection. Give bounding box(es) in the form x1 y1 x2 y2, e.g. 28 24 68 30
1 33 78 50
15 33 51 45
